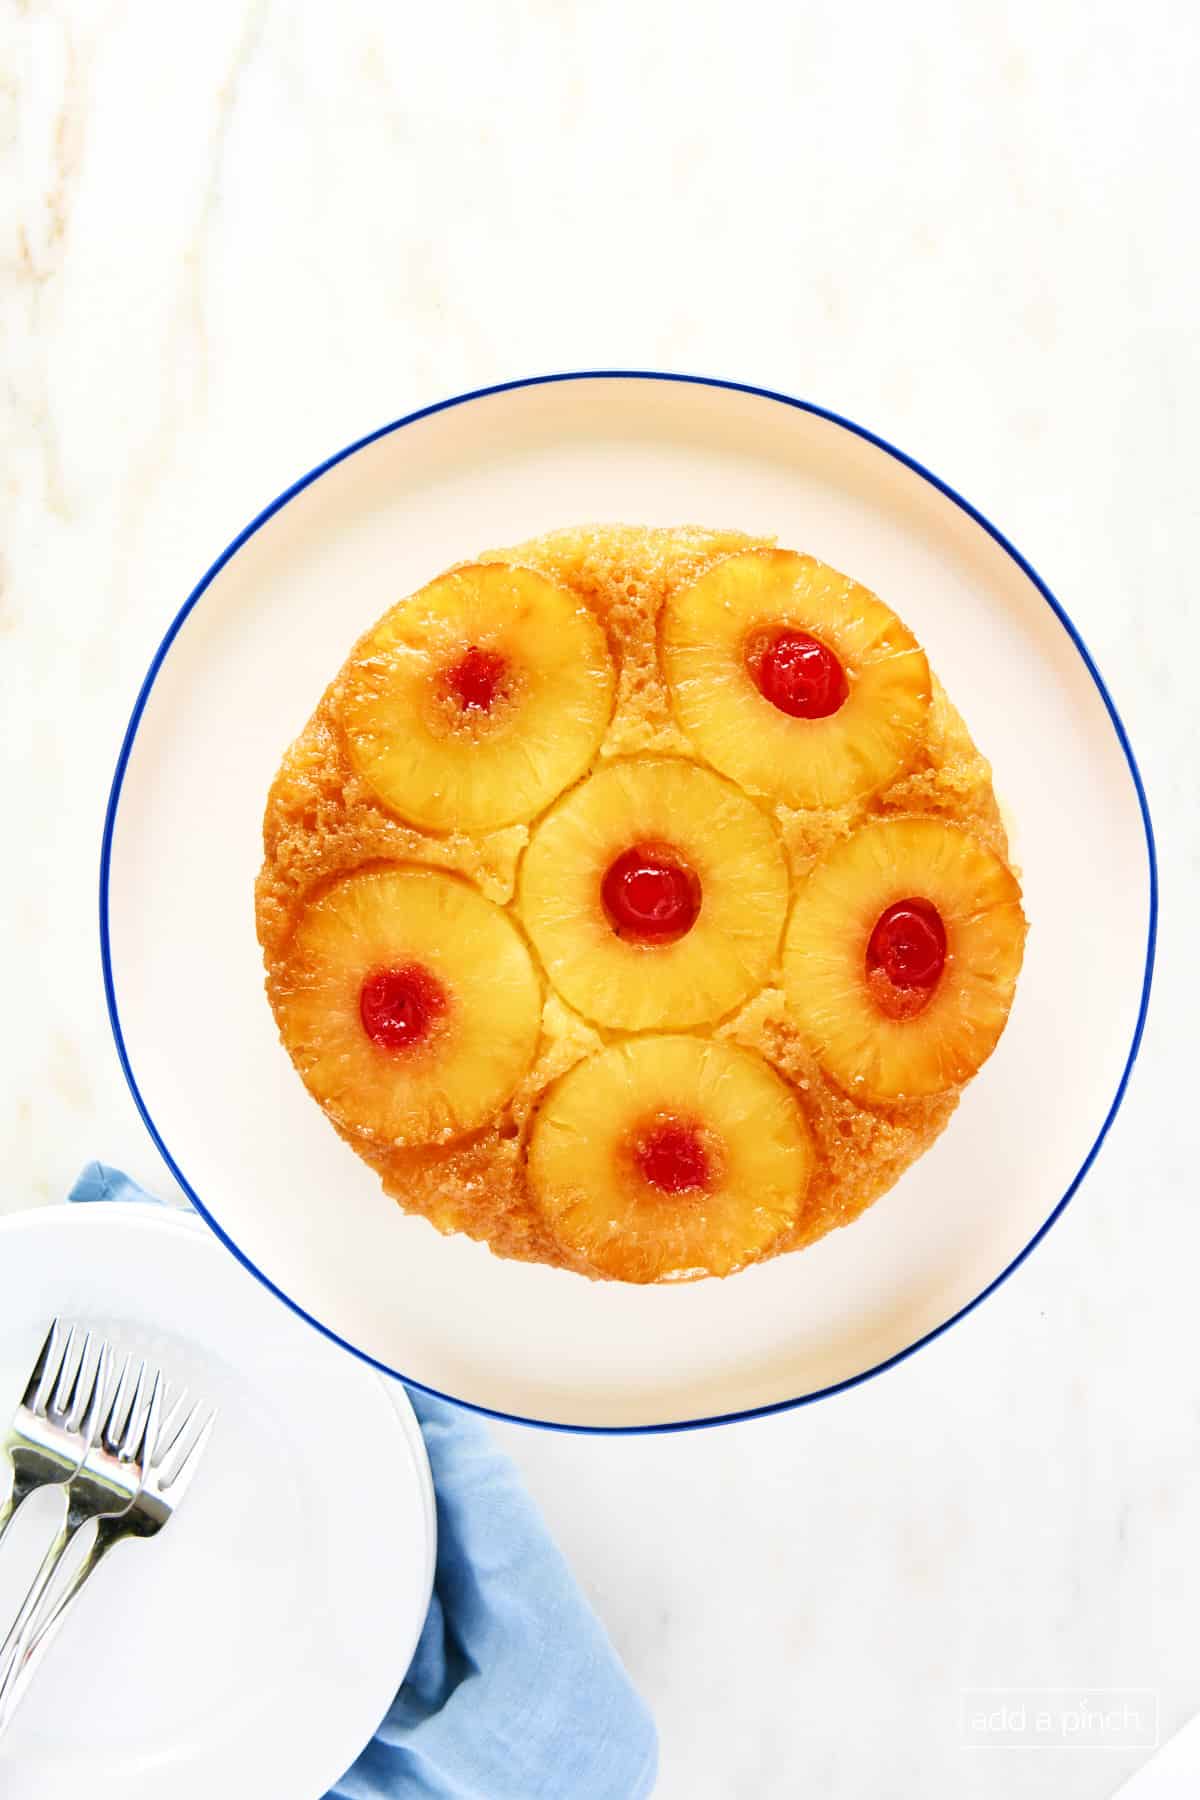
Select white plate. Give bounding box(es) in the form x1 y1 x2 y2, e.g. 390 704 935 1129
0 1204 434 1800
101 372 1156 1432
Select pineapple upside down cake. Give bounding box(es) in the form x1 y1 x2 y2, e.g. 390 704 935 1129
256 525 1026 1284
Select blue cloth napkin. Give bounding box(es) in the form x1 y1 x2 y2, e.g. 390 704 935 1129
70 1163 658 1800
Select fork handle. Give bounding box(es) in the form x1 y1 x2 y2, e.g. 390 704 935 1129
0 1472 35 1551
0 1529 118 1735
0 1523 72 1693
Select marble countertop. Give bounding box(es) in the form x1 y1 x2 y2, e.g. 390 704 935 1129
7 2 1196 1794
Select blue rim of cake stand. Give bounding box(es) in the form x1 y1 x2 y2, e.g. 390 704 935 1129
99 370 1159 1435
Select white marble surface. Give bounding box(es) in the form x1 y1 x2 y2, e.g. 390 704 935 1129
4 2 1197 1794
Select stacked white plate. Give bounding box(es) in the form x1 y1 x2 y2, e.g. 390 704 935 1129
0 1203 435 1800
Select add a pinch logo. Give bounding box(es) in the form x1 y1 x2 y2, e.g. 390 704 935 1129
961 1689 1159 1751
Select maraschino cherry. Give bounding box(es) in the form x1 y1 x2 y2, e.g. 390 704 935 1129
746 628 848 719
359 963 447 1050
601 845 702 945
866 899 947 991
634 1120 711 1194
444 646 508 714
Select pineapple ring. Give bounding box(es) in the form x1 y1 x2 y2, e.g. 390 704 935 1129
270 867 541 1146
783 817 1025 1102
662 547 931 809
517 758 789 1030
339 562 614 832
527 1036 815 1282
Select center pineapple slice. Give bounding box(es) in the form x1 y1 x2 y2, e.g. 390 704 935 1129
269 866 541 1145
661 547 931 809
782 816 1026 1102
517 757 788 1030
527 1036 815 1281
338 561 614 832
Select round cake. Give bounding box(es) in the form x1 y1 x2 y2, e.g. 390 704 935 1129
256 524 1026 1283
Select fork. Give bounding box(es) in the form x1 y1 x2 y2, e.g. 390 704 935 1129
0 1349 147 1696
0 1383 215 1733
0 1324 105 1549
